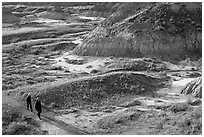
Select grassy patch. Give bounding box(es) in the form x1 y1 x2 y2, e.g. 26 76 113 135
106 58 167 72
177 106 202 135
33 72 168 109
95 104 202 135
2 104 45 135
97 110 141 129
155 105 202 135
120 98 141 107
169 102 189 113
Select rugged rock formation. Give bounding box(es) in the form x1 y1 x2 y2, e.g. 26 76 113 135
181 77 202 98
2 7 20 23
73 2 202 62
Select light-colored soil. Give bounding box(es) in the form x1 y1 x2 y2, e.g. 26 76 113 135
53 52 108 73
2 3 201 135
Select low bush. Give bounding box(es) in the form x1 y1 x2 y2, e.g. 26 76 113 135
2 105 44 135
177 107 202 135
188 98 202 106
90 69 100 73
49 66 63 70
169 103 189 113
21 115 40 127
120 99 141 107
97 111 141 129
4 122 31 135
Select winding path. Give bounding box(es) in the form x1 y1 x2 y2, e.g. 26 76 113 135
2 92 89 135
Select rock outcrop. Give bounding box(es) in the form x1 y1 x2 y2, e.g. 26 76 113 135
73 2 202 62
181 77 202 98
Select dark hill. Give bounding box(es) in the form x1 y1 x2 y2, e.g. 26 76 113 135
73 2 202 63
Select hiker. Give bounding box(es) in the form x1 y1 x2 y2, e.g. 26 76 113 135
26 93 33 112
35 98 42 120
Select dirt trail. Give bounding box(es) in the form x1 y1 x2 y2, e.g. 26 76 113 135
2 92 88 135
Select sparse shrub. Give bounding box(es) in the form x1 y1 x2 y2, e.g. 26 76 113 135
190 106 202 120
2 84 15 90
42 130 49 135
156 117 170 130
50 35 56 38
80 72 89 75
177 107 202 135
106 59 166 71
97 111 140 129
44 55 51 58
109 56 114 59
21 115 40 127
188 98 202 106
26 80 35 85
153 104 170 110
169 103 189 113
129 85 140 92
50 66 63 70
2 110 21 127
49 102 60 108
65 58 86 65
2 105 43 135
104 61 111 65
90 69 100 73
86 65 93 68
64 69 70 73
120 99 141 107
4 122 31 135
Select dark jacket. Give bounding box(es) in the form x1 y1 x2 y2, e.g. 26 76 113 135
35 100 42 113
26 95 32 104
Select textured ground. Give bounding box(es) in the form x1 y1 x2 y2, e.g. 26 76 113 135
2 2 202 135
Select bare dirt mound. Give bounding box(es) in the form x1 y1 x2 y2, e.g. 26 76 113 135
181 77 202 98
83 2 122 17
2 7 21 23
36 6 70 20
26 72 170 109
73 2 202 62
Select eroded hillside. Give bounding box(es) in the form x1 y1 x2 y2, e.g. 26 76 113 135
2 2 202 135
73 2 202 63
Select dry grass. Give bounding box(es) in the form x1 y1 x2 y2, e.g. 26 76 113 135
2 104 45 135
177 106 202 135
97 110 141 129
94 102 202 135
119 98 141 107
169 102 189 113
30 72 168 109
106 58 167 72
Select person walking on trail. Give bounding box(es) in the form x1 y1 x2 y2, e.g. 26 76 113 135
26 93 33 112
35 98 42 120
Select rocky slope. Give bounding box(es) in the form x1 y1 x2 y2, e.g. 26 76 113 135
181 77 202 98
2 7 21 23
73 2 202 63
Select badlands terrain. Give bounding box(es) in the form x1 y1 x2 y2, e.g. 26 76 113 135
2 2 202 135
